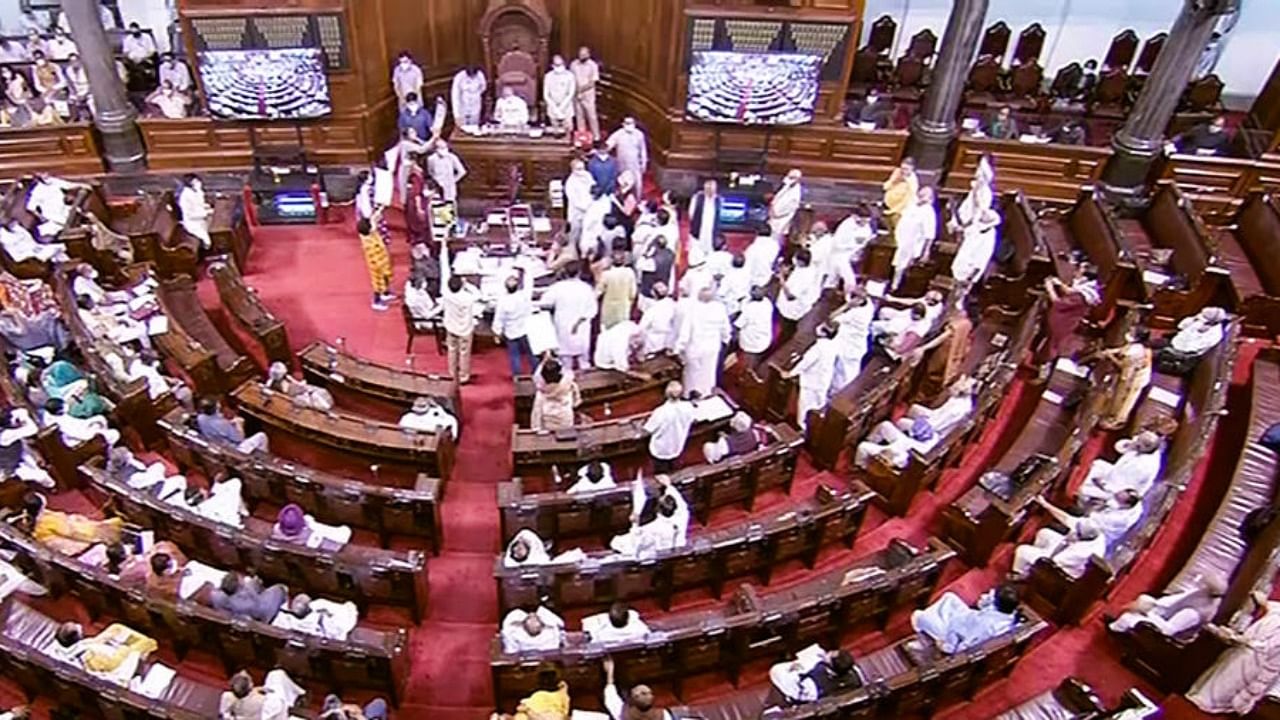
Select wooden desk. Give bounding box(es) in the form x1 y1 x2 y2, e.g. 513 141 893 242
448 133 575 200
944 137 1111 204
512 354 681 427
159 407 444 552
231 381 457 480
495 481 875 613
108 192 199 278
209 194 252 270
491 538 954 704
511 391 737 473
156 273 256 394
210 261 289 366
299 341 460 416
0 124 103 179
498 423 802 543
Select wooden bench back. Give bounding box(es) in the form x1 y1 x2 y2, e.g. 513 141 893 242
1235 193 1280 293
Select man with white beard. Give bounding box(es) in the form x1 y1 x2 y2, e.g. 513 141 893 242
675 286 731 398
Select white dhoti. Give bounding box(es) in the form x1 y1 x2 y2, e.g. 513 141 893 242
682 350 720 399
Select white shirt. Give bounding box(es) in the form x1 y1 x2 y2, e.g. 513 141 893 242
271 598 359 641
566 464 616 494
501 606 565 654
580 196 612 257
643 399 697 460
0 408 38 447
745 236 780 289
398 407 459 438
594 321 639 372
923 395 973 438
440 284 481 336
158 61 191 92
122 33 157 63
605 685 673 720
564 170 595 225
493 289 532 340
834 302 875 360
404 282 438 320
494 95 530 128
583 609 651 645
894 202 938 270
736 298 775 354
1171 317 1224 355
638 297 677 355
504 528 551 567
776 265 822 321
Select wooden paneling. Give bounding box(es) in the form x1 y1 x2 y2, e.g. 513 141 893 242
944 138 1112 204
667 121 904 181
139 115 379 170
1158 154 1280 225
0 125 103 178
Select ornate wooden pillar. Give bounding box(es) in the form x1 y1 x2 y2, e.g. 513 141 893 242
1100 0 1238 202
61 0 146 172
904 0 989 176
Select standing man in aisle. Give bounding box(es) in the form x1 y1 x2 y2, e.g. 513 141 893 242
441 275 483 383
427 141 467 204
571 46 601 140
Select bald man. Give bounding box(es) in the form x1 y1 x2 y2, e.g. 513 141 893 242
603 656 671 720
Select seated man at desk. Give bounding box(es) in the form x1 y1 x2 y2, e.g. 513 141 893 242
494 86 530 130
871 289 945 340
703 411 767 464
853 376 976 470
41 397 120 447
21 491 123 556
1077 431 1165 504
501 604 565 653
1109 574 1226 636
272 593 360 641
608 474 690 557
565 459 616 494
1155 306 1229 375
195 396 270 455
504 527 585 568
985 105 1020 140
844 89 893 129
767 644 862 708
26 173 87 234
1032 488 1145 550
1010 515 1107 580
210 571 290 623
584 601 651 645
399 396 459 438
1167 115 1231 156
910 583 1021 655
593 319 646 374
50 620 158 686
0 406 54 488
271 503 352 549
265 361 334 411
1 219 67 263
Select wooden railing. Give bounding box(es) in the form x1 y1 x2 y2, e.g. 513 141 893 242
0 124 102 178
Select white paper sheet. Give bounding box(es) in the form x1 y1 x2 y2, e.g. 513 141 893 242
525 311 558 355
692 394 733 423
373 168 394 207
146 315 169 336
1149 385 1182 408
178 560 226 599
1142 270 1171 286
130 662 175 699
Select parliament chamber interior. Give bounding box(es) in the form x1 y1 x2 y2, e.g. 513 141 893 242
1 0 1280 718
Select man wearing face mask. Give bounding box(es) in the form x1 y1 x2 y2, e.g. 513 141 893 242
1168 115 1231 156
769 169 804 242
158 53 192 94
426 140 467 203
493 86 529 130
544 54 575 133
451 65 488 128
391 51 423 110
177 174 212 249
571 46 601 139
121 23 157 88
607 117 648 184
147 79 189 119
493 274 536 377
397 92 432 142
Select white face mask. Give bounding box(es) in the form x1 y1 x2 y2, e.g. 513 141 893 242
406 102 420 112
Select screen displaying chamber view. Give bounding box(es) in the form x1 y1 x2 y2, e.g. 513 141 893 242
686 51 823 125
197 48 333 120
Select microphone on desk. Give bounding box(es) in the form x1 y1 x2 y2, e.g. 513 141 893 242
370 464 381 484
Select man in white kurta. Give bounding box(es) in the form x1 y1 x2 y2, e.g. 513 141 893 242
1077 431 1164 503
1109 574 1226 636
570 46 601 139
891 187 938 291
594 320 642 372
786 324 838 431
398 397 459 438
584 603 651 646
776 250 822 333
567 461 616 494
1011 516 1107 579
827 210 873 291
272 595 359 641
540 270 599 370
544 55 575 132
769 169 804 241
426 142 467 203
638 283 677 355
736 286 775 374
609 475 691 557
831 293 875 392
607 118 648 182
177 176 213 248
501 605 565 654
676 287 731 398
493 86 529 130
564 158 595 231
717 255 752 317
392 54 424 110
450 67 487 127
951 205 1001 287
911 585 1020 655
579 195 612 259
745 234 781 289
644 383 698 472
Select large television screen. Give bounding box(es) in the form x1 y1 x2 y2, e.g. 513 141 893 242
198 48 332 120
686 51 822 126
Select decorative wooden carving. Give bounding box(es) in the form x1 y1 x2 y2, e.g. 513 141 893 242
904 29 937 62
1104 29 1140 73
978 20 1011 61
1135 33 1167 75
1013 23 1046 66
1183 74 1224 113
865 14 896 54
479 0 553 110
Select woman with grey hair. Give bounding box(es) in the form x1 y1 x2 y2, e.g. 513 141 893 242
264 361 333 411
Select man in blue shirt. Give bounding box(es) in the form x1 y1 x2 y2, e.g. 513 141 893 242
586 141 618 196
397 92 432 141
195 396 269 455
